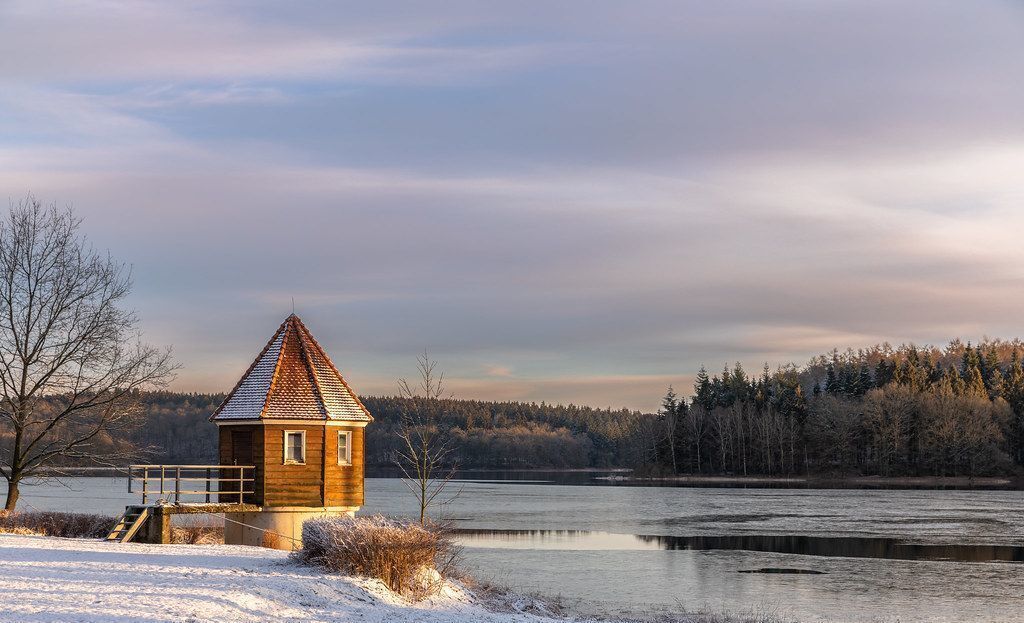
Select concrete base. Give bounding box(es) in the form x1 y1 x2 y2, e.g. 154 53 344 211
130 503 262 545
224 507 358 550
139 506 170 545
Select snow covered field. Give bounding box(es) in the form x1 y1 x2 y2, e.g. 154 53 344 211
0 534 567 623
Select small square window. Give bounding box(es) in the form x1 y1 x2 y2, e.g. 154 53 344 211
284 430 305 464
338 430 352 465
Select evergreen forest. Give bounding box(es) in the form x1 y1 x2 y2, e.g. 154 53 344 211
67 338 1024 479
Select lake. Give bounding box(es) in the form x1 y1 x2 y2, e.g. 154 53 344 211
4 473 1023 622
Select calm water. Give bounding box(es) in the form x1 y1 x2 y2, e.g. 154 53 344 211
4 474 1023 622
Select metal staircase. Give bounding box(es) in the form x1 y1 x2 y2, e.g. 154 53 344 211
105 505 150 543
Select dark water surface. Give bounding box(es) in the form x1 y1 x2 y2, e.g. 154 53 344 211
456 529 1024 563
4 474 1024 622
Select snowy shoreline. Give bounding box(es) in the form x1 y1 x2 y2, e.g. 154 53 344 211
0 533 571 623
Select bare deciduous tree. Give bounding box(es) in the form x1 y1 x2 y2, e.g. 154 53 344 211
864 384 915 477
395 350 458 525
0 197 177 510
686 403 707 473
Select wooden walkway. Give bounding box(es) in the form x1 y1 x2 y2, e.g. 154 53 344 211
109 465 261 543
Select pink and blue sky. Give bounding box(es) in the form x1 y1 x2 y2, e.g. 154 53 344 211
2 1 1023 411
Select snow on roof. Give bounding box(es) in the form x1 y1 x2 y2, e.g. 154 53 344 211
210 314 372 423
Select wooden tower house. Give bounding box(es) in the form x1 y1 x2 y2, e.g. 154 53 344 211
210 314 372 548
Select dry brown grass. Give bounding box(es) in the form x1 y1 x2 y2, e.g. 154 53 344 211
169 524 223 545
464 576 571 619
0 510 114 538
261 531 281 549
295 514 460 599
168 516 224 545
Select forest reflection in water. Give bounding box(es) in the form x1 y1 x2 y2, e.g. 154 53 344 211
456 529 1024 563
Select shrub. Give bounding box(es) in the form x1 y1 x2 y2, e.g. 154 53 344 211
295 515 459 598
0 510 114 538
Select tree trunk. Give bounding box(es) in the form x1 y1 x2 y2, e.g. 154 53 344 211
667 417 678 474
4 478 19 511
668 438 677 474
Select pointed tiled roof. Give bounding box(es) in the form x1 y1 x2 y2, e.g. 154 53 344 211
211 315 372 422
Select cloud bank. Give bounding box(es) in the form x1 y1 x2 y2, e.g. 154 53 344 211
2 1 1023 410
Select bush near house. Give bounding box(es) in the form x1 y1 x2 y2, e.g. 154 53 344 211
0 510 114 538
295 515 460 599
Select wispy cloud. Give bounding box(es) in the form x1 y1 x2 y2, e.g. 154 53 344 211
483 365 514 378
0 1 559 85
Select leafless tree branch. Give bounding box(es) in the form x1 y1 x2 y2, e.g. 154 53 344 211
0 196 178 510
395 350 459 525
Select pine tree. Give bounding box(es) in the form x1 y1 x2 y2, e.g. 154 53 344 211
936 366 965 396
825 362 838 394
874 358 895 388
964 364 988 399
922 351 941 386
694 366 714 413
838 362 855 396
1004 350 1024 466
660 386 680 473
988 368 1005 400
719 365 733 407
961 343 980 378
857 364 874 396
731 362 749 402
983 344 1003 395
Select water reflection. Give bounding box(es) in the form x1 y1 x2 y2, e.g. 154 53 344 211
457 529 1024 563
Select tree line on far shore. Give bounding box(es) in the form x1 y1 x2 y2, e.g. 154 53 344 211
23 338 1024 479
644 339 1024 479
111 392 646 469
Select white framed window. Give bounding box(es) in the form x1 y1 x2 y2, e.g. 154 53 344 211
284 430 306 464
338 430 352 465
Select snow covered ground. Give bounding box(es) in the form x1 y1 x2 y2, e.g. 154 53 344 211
0 534 571 623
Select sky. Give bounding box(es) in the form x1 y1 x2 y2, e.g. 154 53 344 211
2 1 1023 412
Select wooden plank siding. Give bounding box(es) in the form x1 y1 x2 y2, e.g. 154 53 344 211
324 426 365 507
260 424 365 508
217 423 364 508
262 424 323 507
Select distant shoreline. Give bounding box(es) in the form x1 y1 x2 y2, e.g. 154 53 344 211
611 474 1024 490
28 466 1022 490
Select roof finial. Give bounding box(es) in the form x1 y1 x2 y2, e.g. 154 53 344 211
291 297 295 316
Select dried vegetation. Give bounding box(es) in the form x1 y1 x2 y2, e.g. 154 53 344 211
295 514 460 599
0 510 114 538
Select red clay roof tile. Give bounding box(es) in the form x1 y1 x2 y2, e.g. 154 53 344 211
210 315 372 422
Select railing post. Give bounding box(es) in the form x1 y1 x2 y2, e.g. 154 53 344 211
238 466 244 504
160 466 165 497
142 468 148 505
175 466 181 504
205 468 211 503
128 466 133 494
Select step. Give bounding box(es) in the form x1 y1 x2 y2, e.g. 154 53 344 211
106 507 150 543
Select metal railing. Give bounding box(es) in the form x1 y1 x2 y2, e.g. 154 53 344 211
128 464 255 505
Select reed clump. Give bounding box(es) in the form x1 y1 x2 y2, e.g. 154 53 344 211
295 514 459 599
